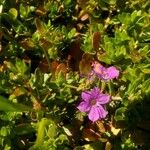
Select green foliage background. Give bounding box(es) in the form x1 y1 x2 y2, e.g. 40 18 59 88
0 0 150 149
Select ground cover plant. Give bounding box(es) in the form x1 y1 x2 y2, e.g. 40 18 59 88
0 0 150 149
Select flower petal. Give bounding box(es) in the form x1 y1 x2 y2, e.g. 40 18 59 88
81 91 91 102
92 62 119 80
96 94 110 105
93 61 103 74
93 62 106 78
77 101 91 112
88 106 100 122
93 65 109 80
106 66 119 79
91 87 101 99
97 105 108 119
88 106 108 122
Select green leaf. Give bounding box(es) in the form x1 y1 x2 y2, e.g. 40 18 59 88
141 69 150 74
115 46 126 57
125 78 142 96
0 96 32 112
114 107 127 121
34 119 49 146
139 45 149 57
131 10 142 22
64 0 71 5
8 8 18 19
4 61 17 73
81 33 93 53
47 122 57 139
19 4 30 18
0 126 10 137
29 118 53 150
14 124 35 135
15 59 28 75
142 79 150 94
35 18 47 35
1 12 26 33
48 47 58 59
32 68 44 88
68 28 76 39
115 30 130 43
56 71 66 85
118 13 131 25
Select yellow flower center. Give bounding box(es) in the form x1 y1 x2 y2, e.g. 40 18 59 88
91 99 97 105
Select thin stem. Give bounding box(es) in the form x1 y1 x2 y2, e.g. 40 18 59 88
101 81 106 92
64 83 78 90
41 46 51 71
108 81 112 95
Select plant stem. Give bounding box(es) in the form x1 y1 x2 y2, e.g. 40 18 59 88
108 81 112 95
41 46 51 70
64 84 78 90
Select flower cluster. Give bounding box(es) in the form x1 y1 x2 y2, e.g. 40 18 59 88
77 61 119 122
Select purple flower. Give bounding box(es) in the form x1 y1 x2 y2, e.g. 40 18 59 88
92 61 119 81
77 87 110 122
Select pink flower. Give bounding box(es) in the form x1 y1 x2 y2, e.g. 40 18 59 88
77 87 110 122
92 61 119 81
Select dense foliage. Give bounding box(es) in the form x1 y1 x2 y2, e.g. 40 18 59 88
0 0 150 149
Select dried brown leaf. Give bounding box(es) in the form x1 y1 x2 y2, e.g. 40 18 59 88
105 141 112 150
20 38 35 50
82 128 100 141
35 18 46 34
80 13 89 21
79 53 94 76
96 121 106 133
39 59 50 73
55 63 68 75
40 38 52 50
36 7 47 16
92 32 101 51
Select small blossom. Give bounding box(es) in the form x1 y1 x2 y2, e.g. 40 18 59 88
77 87 110 122
92 61 119 81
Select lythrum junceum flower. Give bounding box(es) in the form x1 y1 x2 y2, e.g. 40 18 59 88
92 61 119 81
77 87 110 122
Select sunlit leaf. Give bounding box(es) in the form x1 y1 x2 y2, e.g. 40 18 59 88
96 121 106 133
35 18 47 35
47 122 57 139
62 126 73 136
114 107 127 121
105 141 112 150
110 123 121 135
8 8 18 19
142 79 150 94
9 87 26 100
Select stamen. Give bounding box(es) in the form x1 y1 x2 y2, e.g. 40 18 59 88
91 99 97 105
